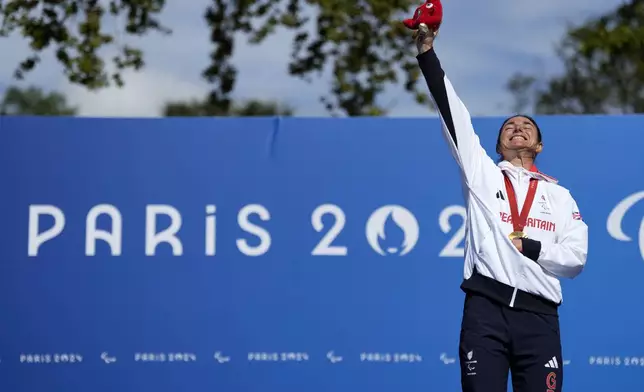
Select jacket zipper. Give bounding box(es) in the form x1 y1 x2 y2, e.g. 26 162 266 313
509 287 518 307
509 169 521 308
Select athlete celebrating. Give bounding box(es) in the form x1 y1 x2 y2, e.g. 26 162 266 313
403 2 589 391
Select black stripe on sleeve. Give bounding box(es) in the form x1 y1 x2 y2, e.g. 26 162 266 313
417 48 457 147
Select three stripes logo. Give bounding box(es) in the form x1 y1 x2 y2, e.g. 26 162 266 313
496 190 505 200
544 356 559 369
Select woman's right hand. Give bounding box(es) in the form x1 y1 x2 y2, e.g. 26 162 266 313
414 23 438 55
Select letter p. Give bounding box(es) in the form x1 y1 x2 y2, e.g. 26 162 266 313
28 205 65 256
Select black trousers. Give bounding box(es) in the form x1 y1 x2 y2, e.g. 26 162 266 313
459 292 563 392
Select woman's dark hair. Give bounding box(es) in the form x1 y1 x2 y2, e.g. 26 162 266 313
495 114 542 160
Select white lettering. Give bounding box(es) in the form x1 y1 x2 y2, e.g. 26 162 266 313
28 205 65 256
236 204 271 256
145 205 183 256
205 205 217 256
85 204 122 256
438 205 466 257
311 204 347 256
26 203 474 258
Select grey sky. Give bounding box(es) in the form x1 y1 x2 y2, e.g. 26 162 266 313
0 0 624 117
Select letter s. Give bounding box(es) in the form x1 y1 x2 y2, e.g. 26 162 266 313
237 204 271 256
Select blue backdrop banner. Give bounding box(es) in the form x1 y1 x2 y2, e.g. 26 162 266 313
1 115 643 391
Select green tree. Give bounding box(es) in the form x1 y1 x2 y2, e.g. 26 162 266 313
1 0 425 117
0 86 77 115
506 0 644 114
163 98 294 116
0 0 168 90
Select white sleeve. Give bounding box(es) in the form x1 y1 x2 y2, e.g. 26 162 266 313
536 192 588 278
417 48 496 188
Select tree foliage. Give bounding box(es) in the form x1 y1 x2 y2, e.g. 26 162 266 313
0 0 169 89
507 0 644 114
1 0 425 117
0 86 77 115
163 98 294 117
203 0 425 116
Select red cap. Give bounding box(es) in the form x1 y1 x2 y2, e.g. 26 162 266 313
403 0 443 30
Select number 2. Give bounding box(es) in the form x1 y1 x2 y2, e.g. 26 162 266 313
438 205 466 257
311 204 347 256
310 204 465 257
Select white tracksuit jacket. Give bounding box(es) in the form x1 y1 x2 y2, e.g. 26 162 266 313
418 48 588 313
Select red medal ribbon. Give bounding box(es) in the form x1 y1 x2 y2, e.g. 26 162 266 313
503 173 538 234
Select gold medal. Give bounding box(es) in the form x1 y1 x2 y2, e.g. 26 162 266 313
503 172 538 242
508 231 528 240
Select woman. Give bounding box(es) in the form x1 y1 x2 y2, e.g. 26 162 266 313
409 13 588 392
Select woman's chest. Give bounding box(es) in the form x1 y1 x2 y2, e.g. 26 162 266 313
493 178 559 241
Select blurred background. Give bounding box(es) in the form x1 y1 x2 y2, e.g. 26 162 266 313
1 0 641 118
1 1 644 392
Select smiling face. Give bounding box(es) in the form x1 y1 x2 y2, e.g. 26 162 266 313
496 115 543 160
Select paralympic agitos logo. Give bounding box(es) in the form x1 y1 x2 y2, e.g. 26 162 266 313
607 191 644 261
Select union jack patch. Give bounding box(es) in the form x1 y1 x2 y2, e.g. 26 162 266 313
572 212 582 220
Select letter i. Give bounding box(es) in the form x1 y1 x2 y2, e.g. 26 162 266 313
205 205 216 256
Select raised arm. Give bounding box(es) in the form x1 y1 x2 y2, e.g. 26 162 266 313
414 26 494 188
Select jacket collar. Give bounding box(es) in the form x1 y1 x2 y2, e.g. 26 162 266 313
498 160 558 184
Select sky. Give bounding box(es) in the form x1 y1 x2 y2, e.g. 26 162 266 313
0 0 627 118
